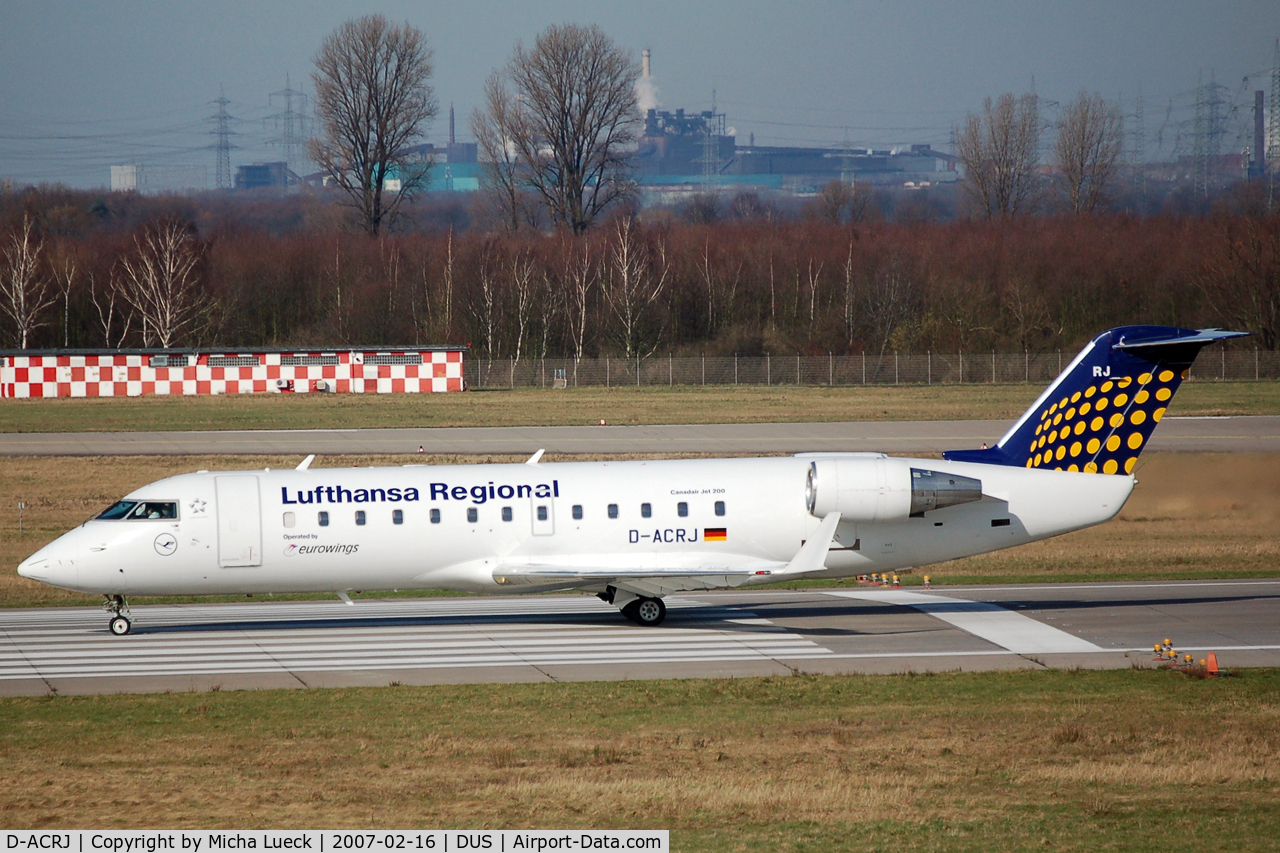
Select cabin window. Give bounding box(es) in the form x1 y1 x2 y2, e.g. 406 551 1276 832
502 506 513 522
608 503 618 519
715 500 725 517
392 509 404 525
677 501 688 517
355 510 366 526
641 503 652 518
318 511 329 527
430 508 440 524
537 505 548 521
283 512 296 528
467 507 478 523
991 518 1011 527
572 504 583 520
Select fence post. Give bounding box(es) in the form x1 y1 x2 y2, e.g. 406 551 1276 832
669 353 673 386
959 351 962 384
701 353 705 386
510 357 514 388
1025 350 1028 383
735 353 738 386
636 355 640 387
797 353 801 386
767 354 771 386
1222 347 1225 380
992 350 995 384
606 355 610 388
1058 350 1062 374
894 351 899 385
928 350 931 385
1257 347 1260 381
540 358 545 388
829 352 833 386
862 352 866 385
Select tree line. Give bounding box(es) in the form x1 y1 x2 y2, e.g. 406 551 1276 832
1 189 1277 355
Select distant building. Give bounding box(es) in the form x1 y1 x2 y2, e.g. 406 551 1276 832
235 162 289 190
110 164 207 194
1 347 467 398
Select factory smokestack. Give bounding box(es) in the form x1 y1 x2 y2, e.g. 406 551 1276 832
642 49 651 79
449 103 455 147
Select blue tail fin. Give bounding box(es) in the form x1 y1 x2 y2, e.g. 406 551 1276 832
943 326 1248 474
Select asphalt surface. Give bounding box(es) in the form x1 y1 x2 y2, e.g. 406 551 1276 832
1 415 1278 456
2 580 1276 695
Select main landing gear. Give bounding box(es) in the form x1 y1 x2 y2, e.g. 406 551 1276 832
104 594 132 635
598 586 667 626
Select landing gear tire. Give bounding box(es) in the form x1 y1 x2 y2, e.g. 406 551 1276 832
629 597 666 627
103 594 132 636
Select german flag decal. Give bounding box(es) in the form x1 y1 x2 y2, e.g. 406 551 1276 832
704 528 727 542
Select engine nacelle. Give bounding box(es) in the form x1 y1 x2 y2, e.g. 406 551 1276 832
806 456 982 521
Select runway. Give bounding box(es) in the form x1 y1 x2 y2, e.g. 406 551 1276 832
2 579 1276 695
2 415 1278 456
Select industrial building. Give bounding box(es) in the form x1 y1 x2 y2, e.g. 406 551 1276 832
629 49 956 199
1 347 466 398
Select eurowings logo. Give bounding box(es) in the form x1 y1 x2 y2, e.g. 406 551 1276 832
284 543 360 556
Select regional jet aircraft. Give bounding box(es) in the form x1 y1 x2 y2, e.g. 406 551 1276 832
18 326 1244 635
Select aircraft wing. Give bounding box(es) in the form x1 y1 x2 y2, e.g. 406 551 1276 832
493 512 842 596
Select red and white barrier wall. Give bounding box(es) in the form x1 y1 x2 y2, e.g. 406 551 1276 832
0 349 466 398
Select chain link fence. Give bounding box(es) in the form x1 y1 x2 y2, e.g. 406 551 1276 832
468 349 1280 389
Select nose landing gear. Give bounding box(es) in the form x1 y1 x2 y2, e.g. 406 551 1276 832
104 595 132 635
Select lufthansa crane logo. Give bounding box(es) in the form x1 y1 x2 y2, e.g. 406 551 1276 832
154 533 178 556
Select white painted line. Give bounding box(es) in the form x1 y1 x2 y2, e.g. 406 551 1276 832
826 590 1104 654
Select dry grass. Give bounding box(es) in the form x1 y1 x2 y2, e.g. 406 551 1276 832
3 451 1279 606
1 670 1277 849
928 451 1280 584
0 380 1276 434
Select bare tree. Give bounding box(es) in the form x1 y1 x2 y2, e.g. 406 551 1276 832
561 236 599 371
472 73 539 231
956 92 1042 218
816 180 853 223
478 24 639 234
0 215 54 349
89 271 134 348
117 219 209 348
1055 91 1124 214
311 15 437 236
604 217 669 357
508 249 538 365
1200 214 1280 350
49 242 78 347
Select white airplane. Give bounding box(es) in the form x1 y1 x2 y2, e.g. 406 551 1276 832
18 325 1244 635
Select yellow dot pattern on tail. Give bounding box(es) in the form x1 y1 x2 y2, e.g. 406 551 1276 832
1026 369 1176 474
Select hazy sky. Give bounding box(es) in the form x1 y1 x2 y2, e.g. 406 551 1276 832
2 0 1278 188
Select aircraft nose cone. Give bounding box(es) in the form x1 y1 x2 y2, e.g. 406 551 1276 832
17 529 79 585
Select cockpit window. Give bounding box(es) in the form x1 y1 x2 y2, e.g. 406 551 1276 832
98 500 178 520
97 500 138 520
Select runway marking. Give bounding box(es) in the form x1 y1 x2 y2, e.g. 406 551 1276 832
826 590 1104 654
0 597 833 681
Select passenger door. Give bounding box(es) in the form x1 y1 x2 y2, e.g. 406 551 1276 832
216 475 262 567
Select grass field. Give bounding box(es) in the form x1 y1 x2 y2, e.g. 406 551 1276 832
1 669 1277 849
1 381 1278 433
2 451 1277 608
